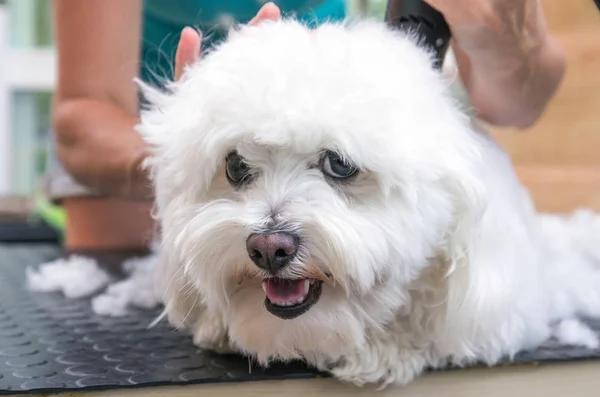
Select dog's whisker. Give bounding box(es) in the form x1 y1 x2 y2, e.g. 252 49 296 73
174 294 198 331
161 262 186 302
182 285 196 299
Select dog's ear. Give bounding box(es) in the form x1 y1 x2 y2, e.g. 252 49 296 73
435 138 536 363
134 73 226 216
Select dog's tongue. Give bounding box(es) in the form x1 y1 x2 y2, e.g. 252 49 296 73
262 278 308 306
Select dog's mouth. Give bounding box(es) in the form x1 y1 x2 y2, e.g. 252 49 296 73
262 277 323 320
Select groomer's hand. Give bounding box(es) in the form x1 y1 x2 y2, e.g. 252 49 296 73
424 0 566 128
174 2 281 79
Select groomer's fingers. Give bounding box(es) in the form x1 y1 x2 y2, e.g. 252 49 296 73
249 2 281 25
421 0 478 26
174 3 279 80
175 27 202 80
423 0 525 28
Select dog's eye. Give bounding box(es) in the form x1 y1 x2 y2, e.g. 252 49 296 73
321 151 358 179
226 152 251 185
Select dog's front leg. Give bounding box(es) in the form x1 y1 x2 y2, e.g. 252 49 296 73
162 274 233 354
190 311 232 354
323 333 437 388
168 298 233 353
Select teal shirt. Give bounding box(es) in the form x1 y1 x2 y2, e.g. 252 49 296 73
141 0 346 87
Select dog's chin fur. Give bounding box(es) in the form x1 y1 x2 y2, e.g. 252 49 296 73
137 18 600 387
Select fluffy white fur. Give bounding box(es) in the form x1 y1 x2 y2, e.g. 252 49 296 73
136 18 600 387
27 253 161 317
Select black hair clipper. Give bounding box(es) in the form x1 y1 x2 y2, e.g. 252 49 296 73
385 0 451 70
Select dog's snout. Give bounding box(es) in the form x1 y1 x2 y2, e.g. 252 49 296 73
246 232 299 274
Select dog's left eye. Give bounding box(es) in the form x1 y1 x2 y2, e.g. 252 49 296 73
226 152 251 185
321 151 358 179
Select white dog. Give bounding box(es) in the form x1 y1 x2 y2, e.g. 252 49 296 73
136 18 600 387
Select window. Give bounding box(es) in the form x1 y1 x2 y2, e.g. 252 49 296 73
1 0 54 196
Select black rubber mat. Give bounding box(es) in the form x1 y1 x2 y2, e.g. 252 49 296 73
0 243 599 394
0 219 61 244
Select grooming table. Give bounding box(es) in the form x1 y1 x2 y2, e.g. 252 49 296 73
0 243 599 395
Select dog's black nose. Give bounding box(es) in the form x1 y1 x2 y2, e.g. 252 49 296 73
246 232 299 274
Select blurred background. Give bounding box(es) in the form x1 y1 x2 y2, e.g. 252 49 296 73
0 0 598 215
0 0 53 201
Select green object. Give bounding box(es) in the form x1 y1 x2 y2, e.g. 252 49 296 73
35 197 66 231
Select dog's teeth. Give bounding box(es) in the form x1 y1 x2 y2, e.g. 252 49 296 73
262 279 311 307
281 297 305 306
309 279 315 285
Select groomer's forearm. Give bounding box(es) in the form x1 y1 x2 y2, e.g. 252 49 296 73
53 98 152 199
455 34 566 129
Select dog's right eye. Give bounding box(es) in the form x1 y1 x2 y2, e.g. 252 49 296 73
225 152 251 185
321 151 358 180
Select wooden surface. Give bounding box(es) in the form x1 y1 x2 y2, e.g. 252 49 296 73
28 361 600 397
489 0 600 213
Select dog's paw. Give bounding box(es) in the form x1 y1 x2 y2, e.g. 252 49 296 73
163 291 234 353
191 315 234 354
326 347 428 388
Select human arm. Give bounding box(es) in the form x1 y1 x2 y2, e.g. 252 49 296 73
52 0 150 198
52 0 280 200
427 0 566 128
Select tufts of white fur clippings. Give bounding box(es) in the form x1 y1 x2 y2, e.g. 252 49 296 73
91 254 162 317
28 253 161 317
553 318 600 350
132 17 600 388
27 256 111 299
